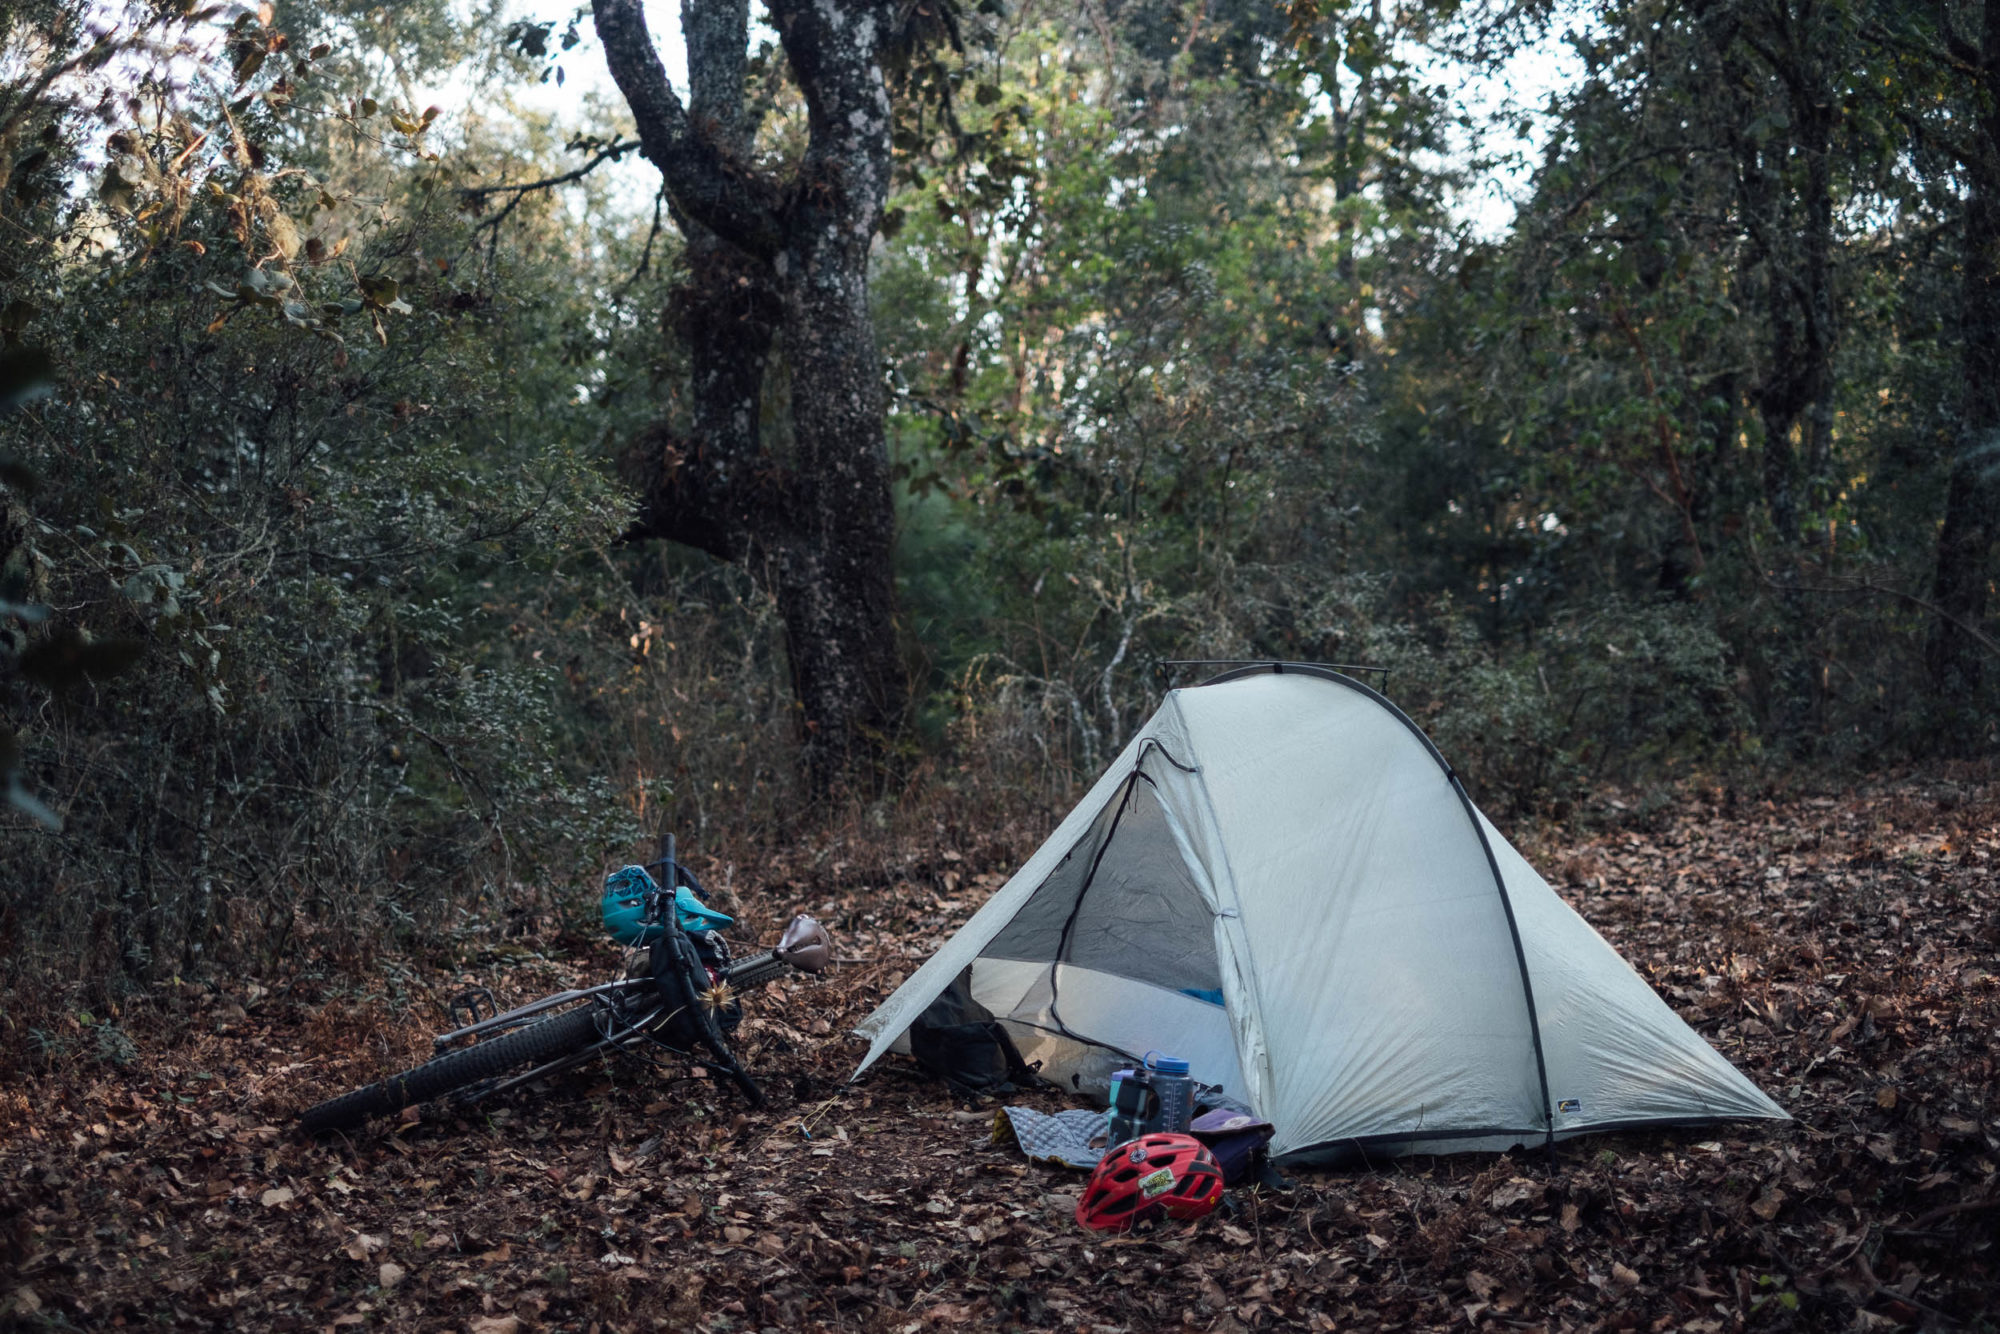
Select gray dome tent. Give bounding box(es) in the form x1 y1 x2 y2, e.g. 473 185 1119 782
853 665 1787 1162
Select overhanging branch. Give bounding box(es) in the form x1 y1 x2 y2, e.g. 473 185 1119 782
460 137 641 203
591 0 784 261
460 138 642 239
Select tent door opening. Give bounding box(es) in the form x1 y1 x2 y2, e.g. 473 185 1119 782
962 763 1238 1099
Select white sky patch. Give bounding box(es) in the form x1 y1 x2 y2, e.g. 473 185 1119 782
1426 30 1585 241
409 0 691 222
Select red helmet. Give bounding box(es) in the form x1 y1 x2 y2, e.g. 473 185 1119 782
1076 1132 1225 1232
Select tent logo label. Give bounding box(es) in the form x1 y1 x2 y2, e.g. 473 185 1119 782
1138 1167 1176 1200
1557 1099 1582 1115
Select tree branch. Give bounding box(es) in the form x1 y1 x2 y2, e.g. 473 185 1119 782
1860 21 1980 79
591 0 784 261
1767 576 2000 661
683 0 752 157
0 22 165 146
459 137 641 201
1936 6 1983 70
460 139 642 243
612 187 668 302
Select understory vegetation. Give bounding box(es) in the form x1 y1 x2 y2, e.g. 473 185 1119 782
3 0 1996 1033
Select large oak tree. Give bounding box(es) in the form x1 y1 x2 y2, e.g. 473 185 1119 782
592 0 908 785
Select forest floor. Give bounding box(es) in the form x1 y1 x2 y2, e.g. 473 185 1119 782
2 774 1997 1333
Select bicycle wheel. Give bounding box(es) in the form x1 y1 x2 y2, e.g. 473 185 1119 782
300 1004 608 1134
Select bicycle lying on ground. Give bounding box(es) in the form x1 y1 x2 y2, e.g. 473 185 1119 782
301 837 831 1134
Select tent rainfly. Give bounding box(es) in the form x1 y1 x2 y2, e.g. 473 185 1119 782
852 665 1788 1163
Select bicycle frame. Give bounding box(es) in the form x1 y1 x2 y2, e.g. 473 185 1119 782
300 835 831 1134
428 979 708 1106
422 892 827 1108
473 995 676 1102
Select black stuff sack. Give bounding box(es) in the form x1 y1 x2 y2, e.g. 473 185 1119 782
908 975 1042 1096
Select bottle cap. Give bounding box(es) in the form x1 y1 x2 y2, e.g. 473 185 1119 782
1145 1052 1190 1075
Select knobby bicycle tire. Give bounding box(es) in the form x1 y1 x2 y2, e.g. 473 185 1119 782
300 1004 607 1134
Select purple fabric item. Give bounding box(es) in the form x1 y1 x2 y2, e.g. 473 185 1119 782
1189 1110 1275 1186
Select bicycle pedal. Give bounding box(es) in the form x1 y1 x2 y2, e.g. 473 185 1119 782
446 986 499 1029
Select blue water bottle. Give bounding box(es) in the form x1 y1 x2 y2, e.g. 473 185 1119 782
1144 1052 1194 1134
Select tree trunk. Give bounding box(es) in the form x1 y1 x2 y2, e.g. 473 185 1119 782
769 0 903 783
595 0 908 786
1711 0 1837 546
625 231 780 563
1927 2 2000 699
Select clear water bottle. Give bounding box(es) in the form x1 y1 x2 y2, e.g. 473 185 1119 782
1106 1068 1156 1147
1144 1052 1194 1134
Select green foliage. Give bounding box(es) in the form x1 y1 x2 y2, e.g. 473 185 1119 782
1378 595 1748 812
1 0 1994 1019
872 0 1994 806
0 0 657 1000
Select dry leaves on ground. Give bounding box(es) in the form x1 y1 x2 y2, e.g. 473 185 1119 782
1 775 1994 1331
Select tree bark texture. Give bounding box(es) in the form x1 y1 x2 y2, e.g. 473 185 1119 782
595 0 906 787
1926 0 2000 701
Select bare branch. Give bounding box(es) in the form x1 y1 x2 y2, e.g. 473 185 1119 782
613 187 669 302
1768 576 2000 661
459 137 641 202
591 0 783 261
0 22 168 144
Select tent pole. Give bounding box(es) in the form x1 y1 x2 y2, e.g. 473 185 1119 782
1192 661 1560 1150
1447 770 1557 1152
1046 770 1143 1041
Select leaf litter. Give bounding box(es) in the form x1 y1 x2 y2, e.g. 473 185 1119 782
1 776 1995 1330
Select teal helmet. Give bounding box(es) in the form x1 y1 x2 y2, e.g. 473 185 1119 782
671 884 734 932
601 865 736 946
602 865 662 946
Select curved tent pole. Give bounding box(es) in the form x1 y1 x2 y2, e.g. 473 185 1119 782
1046 770 1142 1040
1191 662 1558 1150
